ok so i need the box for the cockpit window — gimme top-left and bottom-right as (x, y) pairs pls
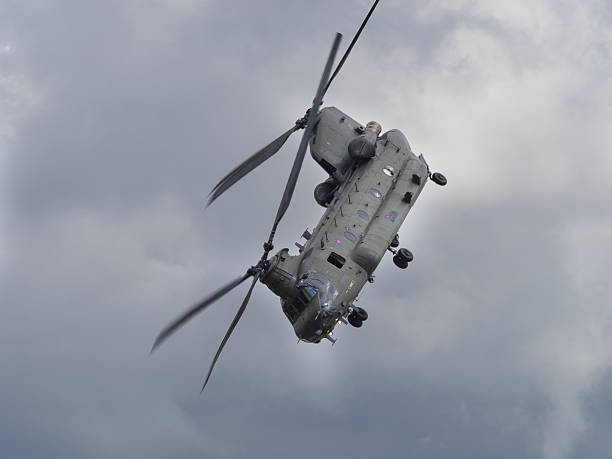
(280, 299), (300, 323)
(296, 273), (339, 313)
(300, 285), (319, 303)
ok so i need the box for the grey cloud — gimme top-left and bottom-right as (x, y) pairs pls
(2, 1), (612, 459)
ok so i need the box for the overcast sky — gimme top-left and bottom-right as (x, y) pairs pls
(2, 1), (612, 458)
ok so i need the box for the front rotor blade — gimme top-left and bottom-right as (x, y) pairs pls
(201, 274), (259, 392)
(151, 271), (253, 353)
(272, 33), (342, 231)
(207, 125), (299, 207)
(324, 0), (380, 96)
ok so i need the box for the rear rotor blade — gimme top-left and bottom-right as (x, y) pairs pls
(207, 125), (299, 207)
(324, 0), (380, 96)
(271, 33), (342, 234)
(201, 274), (259, 392)
(151, 271), (253, 353)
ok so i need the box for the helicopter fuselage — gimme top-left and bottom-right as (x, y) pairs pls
(261, 107), (429, 343)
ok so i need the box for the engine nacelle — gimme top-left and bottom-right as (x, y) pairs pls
(313, 177), (338, 207)
(309, 107), (364, 184)
(348, 121), (382, 160)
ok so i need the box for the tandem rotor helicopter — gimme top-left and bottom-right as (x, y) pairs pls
(152, 0), (447, 391)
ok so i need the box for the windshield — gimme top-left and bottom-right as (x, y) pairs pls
(296, 273), (338, 313)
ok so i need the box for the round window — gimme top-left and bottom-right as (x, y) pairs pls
(344, 231), (357, 242)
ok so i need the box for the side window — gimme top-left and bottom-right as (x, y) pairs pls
(357, 209), (369, 220)
(344, 231), (357, 242)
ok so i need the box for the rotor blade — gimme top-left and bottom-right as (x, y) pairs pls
(271, 33), (342, 236)
(324, 0), (380, 95)
(207, 125), (299, 207)
(151, 271), (253, 353)
(201, 274), (259, 392)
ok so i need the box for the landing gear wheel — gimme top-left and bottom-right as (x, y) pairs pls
(393, 257), (408, 269)
(390, 234), (399, 248)
(431, 172), (447, 186)
(348, 313), (363, 328)
(393, 248), (413, 269)
(353, 306), (368, 321)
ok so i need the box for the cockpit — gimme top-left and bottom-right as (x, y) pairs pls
(296, 273), (338, 313)
(280, 273), (339, 325)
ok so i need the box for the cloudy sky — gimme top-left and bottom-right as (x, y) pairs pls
(2, 1), (612, 458)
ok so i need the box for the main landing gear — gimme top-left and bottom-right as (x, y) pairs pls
(388, 234), (414, 269)
(348, 306), (368, 328)
(393, 248), (413, 269)
(430, 171), (447, 186)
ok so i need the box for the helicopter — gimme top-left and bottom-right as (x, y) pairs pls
(151, 0), (447, 391)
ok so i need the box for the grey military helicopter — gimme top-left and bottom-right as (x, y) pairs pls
(152, 0), (446, 391)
